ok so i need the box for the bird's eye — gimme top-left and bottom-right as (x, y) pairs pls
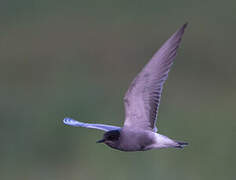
(108, 135), (114, 140)
(105, 130), (120, 141)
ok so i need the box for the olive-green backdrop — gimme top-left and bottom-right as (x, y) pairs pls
(0, 0), (235, 179)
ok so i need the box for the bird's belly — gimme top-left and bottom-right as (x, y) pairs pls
(118, 130), (155, 151)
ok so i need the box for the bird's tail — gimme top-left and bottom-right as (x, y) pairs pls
(175, 141), (188, 148)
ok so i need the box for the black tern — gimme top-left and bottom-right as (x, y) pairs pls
(64, 23), (188, 151)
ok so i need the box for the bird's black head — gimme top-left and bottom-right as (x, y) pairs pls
(96, 130), (120, 143)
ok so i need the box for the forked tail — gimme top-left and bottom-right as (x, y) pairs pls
(175, 141), (188, 148)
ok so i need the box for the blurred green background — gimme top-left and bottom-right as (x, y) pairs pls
(0, 0), (235, 179)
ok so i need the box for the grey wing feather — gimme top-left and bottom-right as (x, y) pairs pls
(123, 23), (187, 132)
(63, 117), (121, 132)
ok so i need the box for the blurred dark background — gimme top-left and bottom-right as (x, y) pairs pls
(0, 0), (235, 179)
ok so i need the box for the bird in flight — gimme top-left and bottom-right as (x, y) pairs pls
(63, 23), (188, 151)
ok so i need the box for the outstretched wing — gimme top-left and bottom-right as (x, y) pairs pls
(123, 23), (187, 132)
(63, 117), (121, 132)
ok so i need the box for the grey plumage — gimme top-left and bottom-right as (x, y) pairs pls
(63, 23), (188, 151)
(124, 23), (187, 132)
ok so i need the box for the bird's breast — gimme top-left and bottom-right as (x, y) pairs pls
(117, 129), (155, 151)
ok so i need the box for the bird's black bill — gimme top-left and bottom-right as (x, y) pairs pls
(96, 139), (105, 143)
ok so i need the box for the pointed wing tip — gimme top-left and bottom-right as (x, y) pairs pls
(179, 22), (188, 35)
(178, 22), (188, 34)
(172, 22), (188, 43)
(183, 22), (188, 29)
(63, 117), (70, 124)
(63, 117), (76, 126)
